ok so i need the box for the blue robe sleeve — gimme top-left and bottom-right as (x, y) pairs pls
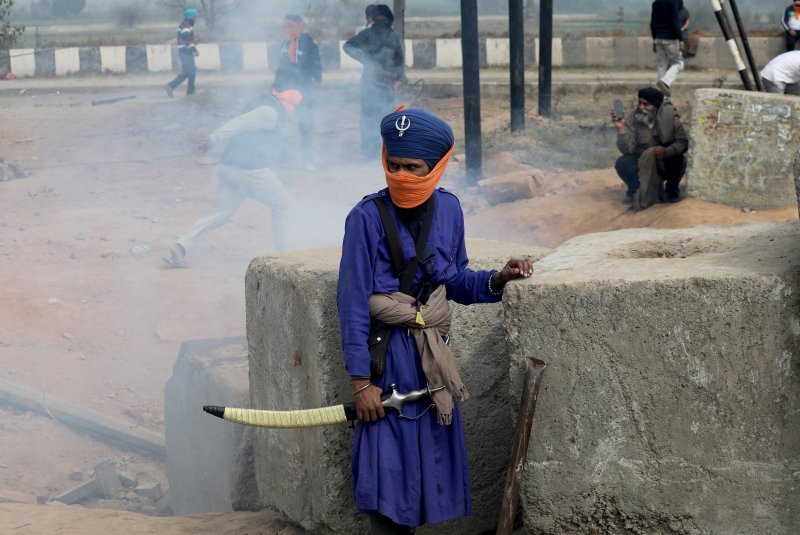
(443, 201), (501, 306)
(337, 204), (380, 378)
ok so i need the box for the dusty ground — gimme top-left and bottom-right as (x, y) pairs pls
(0, 79), (796, 533)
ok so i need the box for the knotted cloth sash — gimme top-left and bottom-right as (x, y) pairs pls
(368, 285), (468, 424)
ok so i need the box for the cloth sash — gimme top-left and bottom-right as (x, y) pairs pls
(368, 285), (468, 425)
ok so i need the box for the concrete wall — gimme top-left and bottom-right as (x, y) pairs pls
(164, 337), (249, 515)
(503, 222), (800, 534)
(688, 88), (800, 209)
(241, 240), (549, 535)
(0, 37), (788, 78)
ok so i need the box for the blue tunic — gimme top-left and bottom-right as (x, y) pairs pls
(336, 188), (501, 527)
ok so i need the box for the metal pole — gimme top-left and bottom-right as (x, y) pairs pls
(496, 358), (548, 535)
(727, 0), (762, 91)
(393, 0), (406, 48)
(509, 0), (525, 132)
(461, 0), (482, 183)
(709, 0), (753, 90)
(538, 0), (553, 117)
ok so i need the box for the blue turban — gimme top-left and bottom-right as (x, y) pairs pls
(380, 108), (455, 170)
(184, 8), (198, 19)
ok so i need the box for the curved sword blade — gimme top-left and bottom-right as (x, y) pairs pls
(203, 403), (355, 429)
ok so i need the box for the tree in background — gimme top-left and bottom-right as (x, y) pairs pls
(51, 0), (85, 17)
(0, 0), (24, 48)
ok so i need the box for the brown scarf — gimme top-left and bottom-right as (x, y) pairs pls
(368, 285), (468, 425)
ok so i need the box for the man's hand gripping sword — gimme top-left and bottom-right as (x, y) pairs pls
(203, 384), (445, 429)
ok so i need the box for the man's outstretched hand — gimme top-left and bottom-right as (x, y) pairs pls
(493, 258), (534, 286)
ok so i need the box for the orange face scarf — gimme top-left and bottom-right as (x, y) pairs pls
(284, 19), (305, 62)
(382, 145), (454, 208)
(795, 6), (800, 20)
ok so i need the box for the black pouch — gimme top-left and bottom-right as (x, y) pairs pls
(368, 319), (392, 378)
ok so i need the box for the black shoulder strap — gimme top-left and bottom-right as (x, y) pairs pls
(373, 196), (435, 296)
(374, 197), (405, 278)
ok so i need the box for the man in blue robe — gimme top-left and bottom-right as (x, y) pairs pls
(336, 108), (533, 533)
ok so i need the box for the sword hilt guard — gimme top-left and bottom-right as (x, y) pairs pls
(380, 383), (445, 418)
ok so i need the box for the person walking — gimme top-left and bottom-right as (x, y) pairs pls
(272, 14), (323, 167)
(650, 0), (684, 96)
(612, 87), (688, 210)
(343, 5), (405, 160)
(336, 107), (532, 533)
(165, 8), (200, 97)
(163, 90), (302, 268)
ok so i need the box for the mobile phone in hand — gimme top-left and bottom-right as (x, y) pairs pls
(613, 100), (624, 120)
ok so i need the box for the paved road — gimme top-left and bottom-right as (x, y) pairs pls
(0, 67), (741, 95)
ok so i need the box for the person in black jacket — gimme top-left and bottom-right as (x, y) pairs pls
(650, 0), (684, 96)
(163, 91), (302, 268)
(272, 14), (322, 166)
(343, 4), (404, 160)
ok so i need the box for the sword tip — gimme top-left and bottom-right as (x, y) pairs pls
(203, 405), (225, 418)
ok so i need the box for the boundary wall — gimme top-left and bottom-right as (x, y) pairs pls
(0, 36), (788, 78)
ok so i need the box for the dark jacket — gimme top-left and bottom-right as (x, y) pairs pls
(343, 21), (404, 84)
(616, 101), (688, 159)
(176, 19), (196, 51)
(651, 0), (681, 41)
(272, 31), (322, 94)
(783, 5), (800, 32)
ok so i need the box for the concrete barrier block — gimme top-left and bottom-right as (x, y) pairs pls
(79, 46), (101, 73)
(612, 37), (652, 68)
(219, 43), (243, 72)
(688, 88), (800, 208)
(0, 49), (8, 75)
(54, 47), (80, 76)
(125, 45), (148, 74)
(436, 38), (462, 68)
(585, 37), (614, 67)
(195, 44), (221, 71)
(241, 42), (268, 71)
(339, 40), (361, 70)
(146, 44), (173, 72)
(243, 240), (550, 534)
(561, 37), (587, 67)
(100, 46), (126, 74)
(412, 40), (436, 69)
(506, 222), (800, 535)
(35, 48), (55, 76)
(165, 336), (249, 515)
(485, 38), (509, 67)
(10, 48), (35, 77)
(404, 38), (413, 68)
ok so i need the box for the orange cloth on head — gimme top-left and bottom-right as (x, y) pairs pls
(382, 145), (454, 208)
(284, 19), (305, 62)
(272, 89), (303, 117)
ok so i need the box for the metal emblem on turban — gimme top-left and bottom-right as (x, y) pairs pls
(395, 115), (411, 137)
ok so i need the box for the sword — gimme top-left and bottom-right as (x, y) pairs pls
(203, 384), (445, 429)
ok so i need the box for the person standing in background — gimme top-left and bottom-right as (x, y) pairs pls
(272, 14), (323, 168)
(343, 4), (405, 160)
(650, 0), (683, 96)
(165, 8), (200, 97)
(782, 1), (800, 52)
